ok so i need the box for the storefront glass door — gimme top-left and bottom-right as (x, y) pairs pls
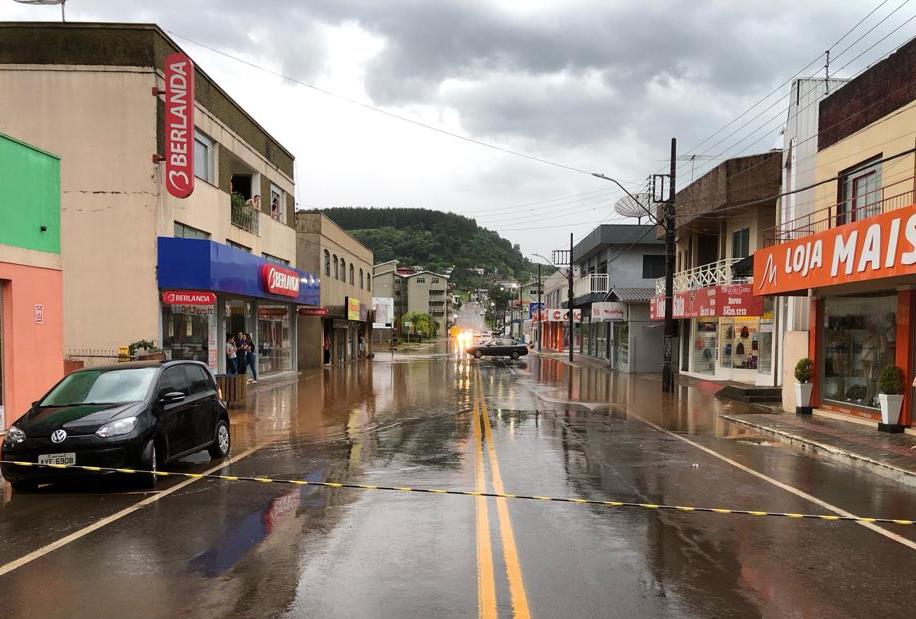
(258, 304), (292, 375)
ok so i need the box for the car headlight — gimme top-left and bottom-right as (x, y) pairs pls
(6, 425), (27, 444)
(96, 417), (137, 438)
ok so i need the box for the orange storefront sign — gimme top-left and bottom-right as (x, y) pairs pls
(754, 204), (916, 295)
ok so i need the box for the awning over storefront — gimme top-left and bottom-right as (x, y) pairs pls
(608, 287), (655, 303)
(157, 237), (320, 305)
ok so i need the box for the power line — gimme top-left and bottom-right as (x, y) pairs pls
(165, 29), (599, 178)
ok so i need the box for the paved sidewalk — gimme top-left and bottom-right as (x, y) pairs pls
(722, 412), (916, 485)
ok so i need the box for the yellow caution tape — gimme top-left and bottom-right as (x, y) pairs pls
(2, 459), (912, 526)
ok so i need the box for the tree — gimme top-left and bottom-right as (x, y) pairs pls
(401, 311), (436, 341)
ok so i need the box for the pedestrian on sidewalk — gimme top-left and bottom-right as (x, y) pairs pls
(244, 332), (258, 383)
(235, 331), (249, 377)
(323, 334), (331, 365)
(225, 336), (237, 375)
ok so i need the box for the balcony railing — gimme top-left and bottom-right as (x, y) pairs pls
(230, 193), (260, 235)
(764, 177), (914, 246)
(655, 257), (744, 296)
(573, 273), (609, 298)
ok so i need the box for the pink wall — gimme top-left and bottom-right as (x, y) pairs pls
(0, 262), (64, 427)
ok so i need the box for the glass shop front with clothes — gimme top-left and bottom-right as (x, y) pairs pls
(652, 283), (775, 385)
(157, 237), (320, 378)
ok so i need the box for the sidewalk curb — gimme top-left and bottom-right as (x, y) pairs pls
(722, 414), (916, 488)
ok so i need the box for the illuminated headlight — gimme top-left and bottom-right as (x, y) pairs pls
(96, 417), (137, 438)
(6, 425), (27, 444)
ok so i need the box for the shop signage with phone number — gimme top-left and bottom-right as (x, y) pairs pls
(650, 283), (763, 320)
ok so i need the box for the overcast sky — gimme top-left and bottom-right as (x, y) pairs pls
(3, 0), (913, 259)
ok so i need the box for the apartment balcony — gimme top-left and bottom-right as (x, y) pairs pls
(230, 193), (259, 235)
(573, 273), (609, 299)
(655, 257), (745, 296)
(764, 177), (914, 245)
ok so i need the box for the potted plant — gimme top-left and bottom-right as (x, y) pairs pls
(877, 365), (906, 432)
(794, 358), (814, 415)
(129, 339), (165, 361)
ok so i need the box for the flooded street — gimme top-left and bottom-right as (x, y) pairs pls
(2, 353), (915, 618)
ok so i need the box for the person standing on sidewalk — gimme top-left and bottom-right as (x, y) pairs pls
(244, 332), (258, 383)
(225, 336), (238, 375)
(235, 331), (248, 377)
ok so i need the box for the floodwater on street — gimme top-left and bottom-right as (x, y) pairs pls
(1, 351), (915, 618)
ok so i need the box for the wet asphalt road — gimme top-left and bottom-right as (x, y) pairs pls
(1, 349), (915, 618)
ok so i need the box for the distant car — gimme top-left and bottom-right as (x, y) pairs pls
(1, 361), (231, 491)
(466, 338), (529, 360)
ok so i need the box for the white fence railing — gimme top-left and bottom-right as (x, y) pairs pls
(654, 257), (744, 296)
(573, 273), (610, 298)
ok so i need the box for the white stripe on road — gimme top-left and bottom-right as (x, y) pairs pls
(0, 445), (263, 577)
(632, 414), (916, 551)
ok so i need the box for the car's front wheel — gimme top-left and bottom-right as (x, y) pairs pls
(139, 440), (159, 489)
(473, 350), (483, 359)
(208, 419), (231, 459)
(510, 351), (520, 360)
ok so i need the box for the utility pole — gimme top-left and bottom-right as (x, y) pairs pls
(537, 263), (542, 352)
(568, 232), (574, 363)
(662, 138), (677, 394)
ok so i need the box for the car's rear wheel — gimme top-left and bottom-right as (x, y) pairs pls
(473, 350), (482, 359)
(208, 419), (231, 459)
(10, 479), (37, 492)
(510, 351), (520, 360)
(139, 440), (159, 489)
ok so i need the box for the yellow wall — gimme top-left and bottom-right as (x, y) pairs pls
(814, 105), (916, 214)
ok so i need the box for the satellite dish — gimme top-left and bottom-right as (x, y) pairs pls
(614, 192), (653, 219)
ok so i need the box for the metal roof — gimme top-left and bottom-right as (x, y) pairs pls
(608, 287), (656, 303)
(573, 224), (662, 263)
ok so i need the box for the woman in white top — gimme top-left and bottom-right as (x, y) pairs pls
(226, 337), (238, 375)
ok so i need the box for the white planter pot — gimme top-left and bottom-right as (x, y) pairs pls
(878, 394), (904, 425)
(794, 382), (813, 408)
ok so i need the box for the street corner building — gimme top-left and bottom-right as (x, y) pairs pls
(0, 133), (64, 429)
(0, 21), (317, 378)
(295, 213), (374, 368)
(754, 38), (916, 429)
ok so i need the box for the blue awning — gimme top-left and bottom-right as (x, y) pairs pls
(157, 237), (319, 305)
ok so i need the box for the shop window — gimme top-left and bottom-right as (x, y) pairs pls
(692, 319), (717, 375)
(757, 298), (774, 375)
(162, 304), (215, 367)
(642, 255), (665, 279)
(258, 305), (292, 375)
(324, 250), (331, 276)
(823, 294), (896, 409)
(720, 317), (759, 370)
(837, 156), (882, 226)
(174, 221), (210, 240)
(270, 184), (285, 221)
(731, 228), (750, 259)
(193, 130), (215, 184)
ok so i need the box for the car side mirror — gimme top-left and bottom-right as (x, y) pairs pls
(159, 391), (186, 404)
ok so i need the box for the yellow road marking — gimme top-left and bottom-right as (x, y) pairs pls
(472, 383), (498, 619)
(478, 368), (531, 619)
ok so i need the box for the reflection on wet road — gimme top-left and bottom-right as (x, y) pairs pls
(1, 353), (915, 618)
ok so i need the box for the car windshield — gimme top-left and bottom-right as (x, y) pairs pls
(40, 368), (158, 406)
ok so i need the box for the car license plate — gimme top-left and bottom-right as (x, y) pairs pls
(38, 453), (76, 466)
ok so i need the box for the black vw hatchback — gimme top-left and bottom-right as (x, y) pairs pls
(1, 361), (230, 491)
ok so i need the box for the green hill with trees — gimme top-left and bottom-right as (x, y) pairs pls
(308, 207), (533, 289)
